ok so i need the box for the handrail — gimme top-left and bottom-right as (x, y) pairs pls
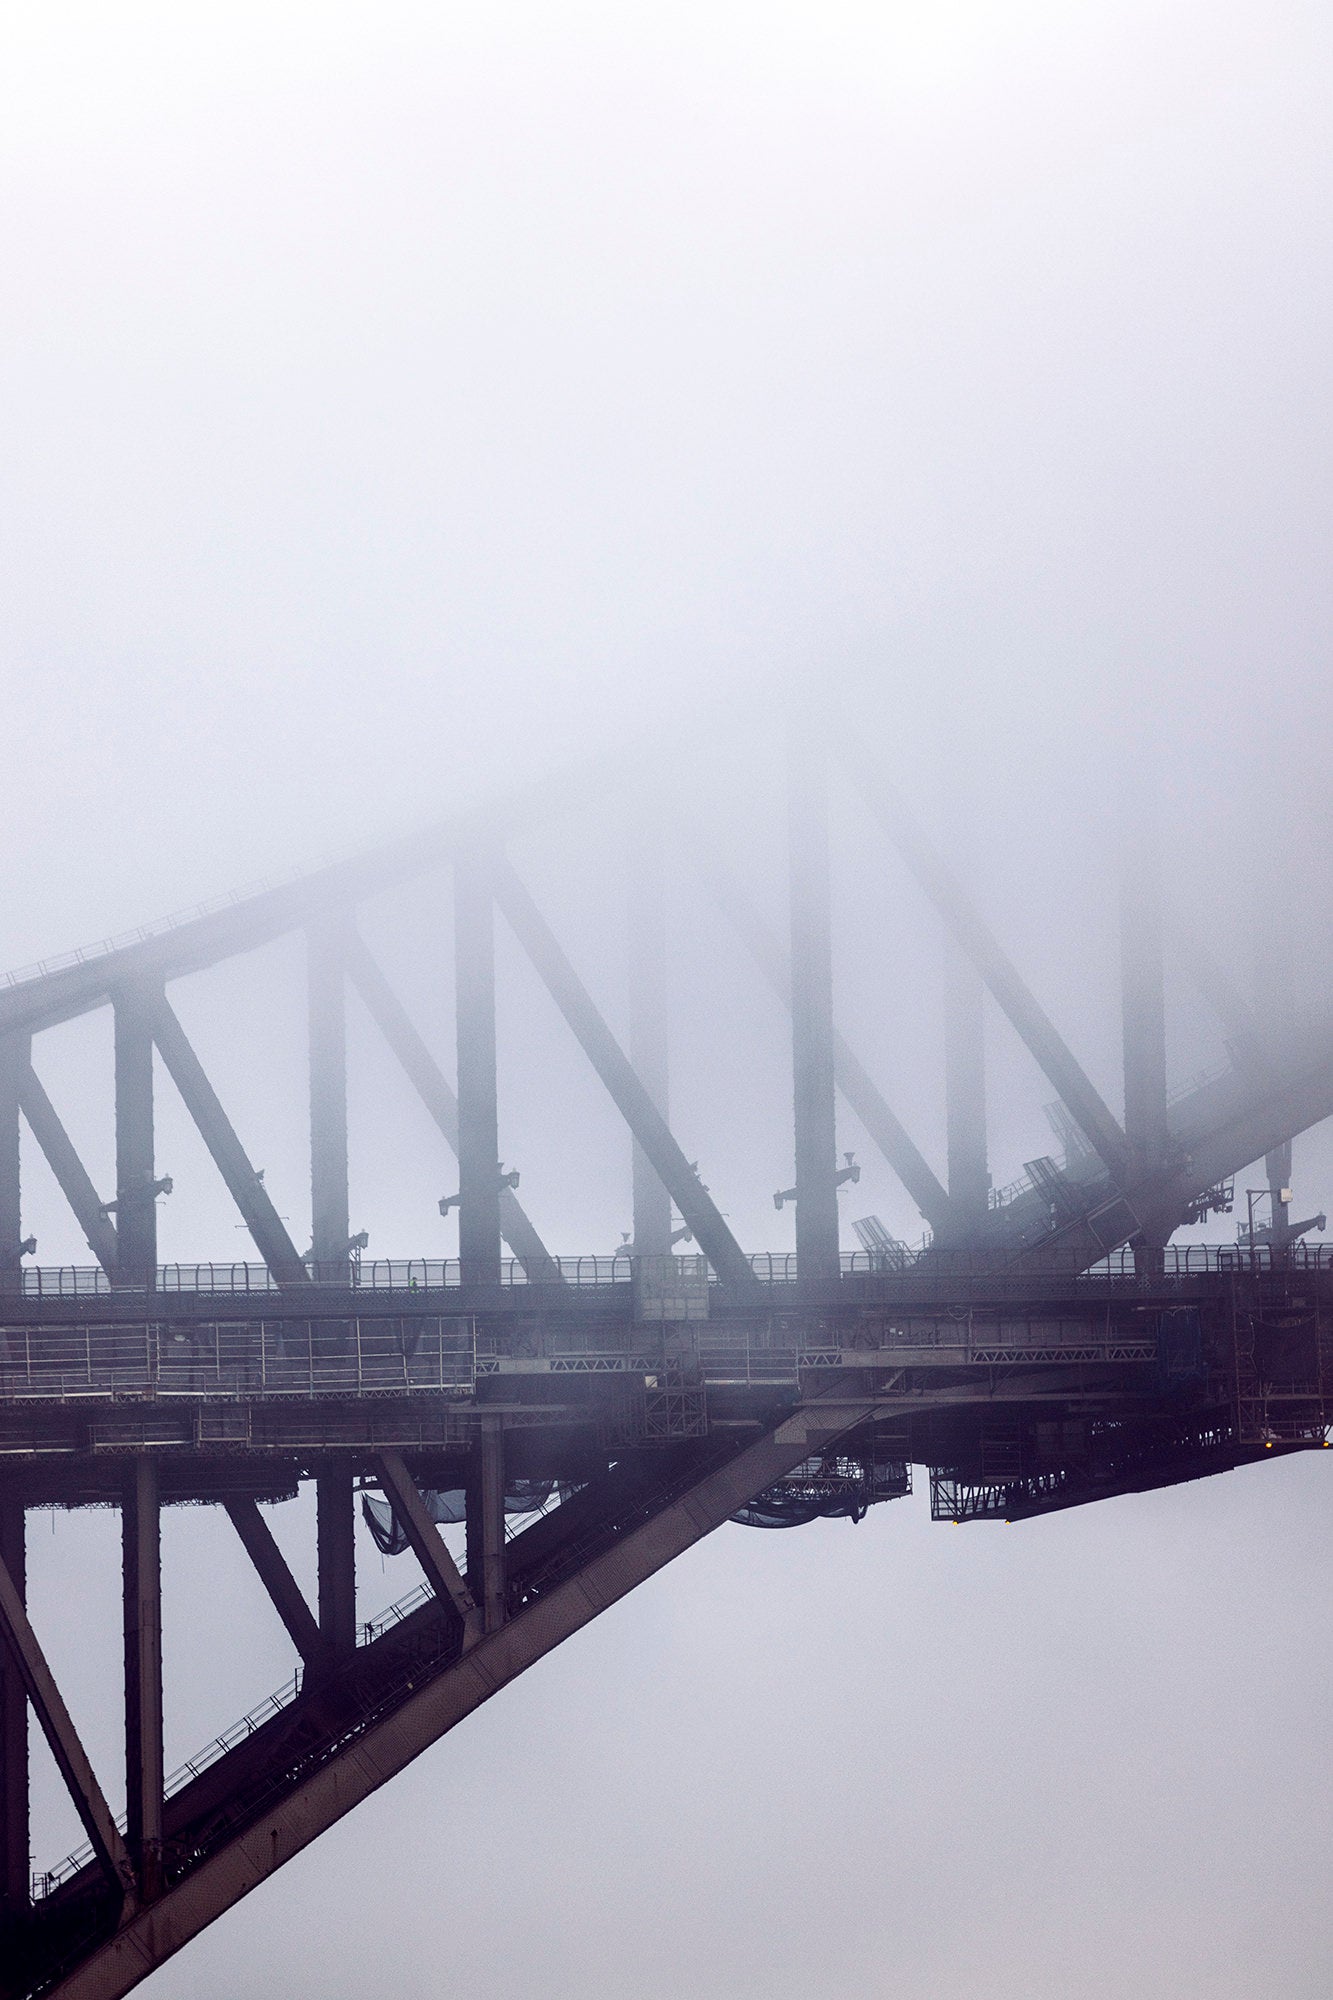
(32, 1577), (435, 1900)
(10, 1241), (1333, 1301)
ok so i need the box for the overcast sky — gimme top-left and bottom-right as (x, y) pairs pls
(4, 4), (1333, 1996)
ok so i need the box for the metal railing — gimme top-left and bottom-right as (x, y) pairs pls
(0, 1317), (475, 1401)
(9, 1240), (1332, 1308)
(33, 1571), (441, 1900)
(13, 1256), (637, 1298)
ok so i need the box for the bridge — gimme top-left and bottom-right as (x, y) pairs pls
(0, 730), (1328, 2000)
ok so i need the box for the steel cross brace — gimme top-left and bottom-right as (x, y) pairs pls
(38, 1399), (878, 2000)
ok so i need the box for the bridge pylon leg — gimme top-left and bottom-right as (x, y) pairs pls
(122, 1457), (163, 1902)
(0, 1491), (26, 1917)
(307, 919), (351, 1283)
(628, 822), (672, 1258)
(455, 844), (502, 1288)
(0, 1036), (23, 1301)
(113, 991), (157, 1290)
(316, 1464), (357, 1660)
(480, 1420), (506, 1633)
(788, 731), (839, 1291)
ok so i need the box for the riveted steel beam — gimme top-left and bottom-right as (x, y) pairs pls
(0, 1540), (135, 1905)
(343, 936), (557, 1278)
(113, 989), (157, 1289)
(16, 1067), (117, 1275)
(493, 857), (758, 1294)
(44, 1405), (878, 2000)
(307, 921), (350, 1283)
(844, 744), (1131, 1183)
(0, 1039), (22, 1297)
(149, 996), (307, 1285)
(628, 823), (672, 1258)
(788, 736), (840, 1291)
(944, 939), (989, 1228)
(454, 848), (502, 1290)
(223, 1500), (322, 1666)
(0, 1494), (26, 1914)
(375, 1450), (477, 1634)
(682, 839), (953, 1233)
(122, 1458), (163, 1900)
(315, 1466), (356, 1661)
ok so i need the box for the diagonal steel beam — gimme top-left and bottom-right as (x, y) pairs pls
(18, 1065), (118, 1274)
(149, 994), (308, 1285)
(343, 936), (558, 1279)
(1171, 921), (1267, 1075)
(492, 858), (759, 1292)
(0, 1544), (137, 1905)
(375, 1451), (478, 1635)
(684, 841), (954, 1232)
(222, 1501), (323, 1665)
(843, 744), (1131, 1183)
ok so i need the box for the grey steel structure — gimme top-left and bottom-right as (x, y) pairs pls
(0, 740), (1330, 2000)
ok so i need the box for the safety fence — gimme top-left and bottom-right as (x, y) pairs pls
(12, 1240), (1331, 1301)
(0, 1316), (475, 1400)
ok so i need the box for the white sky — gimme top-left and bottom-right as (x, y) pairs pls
(3, 5), (1333, 1996)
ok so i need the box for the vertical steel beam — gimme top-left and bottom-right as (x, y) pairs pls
(308, 921), (350, 1282)
(1120, 780), (1169, 1175)
(316, 1466), (356, 1659)
(0, 1493), (26, 1913)
(788, 736), (840, 1291)
(1267, 1138), (1294, 1258)
(113, 987), (157, 1288)
(944, 940), (989, 1230)
(123, 1456), (163, 1900)
(628, 824), (672, 1258)
(479, 1419), (506, 1635)
(682, 839), (953, 1231)
(454, 845), (502, 1288)
(0, 1036), (23, 1297)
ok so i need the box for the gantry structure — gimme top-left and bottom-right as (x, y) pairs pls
(0, 730), (1329, 2000)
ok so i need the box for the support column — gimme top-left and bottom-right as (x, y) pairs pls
(122, 1456), (163, 1900)
(0, 1036), (24, 1298)
(944, 941), (989, 1233)
(308, 920), (350, 1283)
(788, 734), (840, 1292)
(316, 1466), (356, 1661)
(479, 1420), (506, 1634)
(1120, 778), (1168, 1176)
(455, 845), (502, 1288)
(628, 824), (672, 1258)
(1267, 1138), (1294, 1260)
(0, 1493), (26, 1914)
(114, 988), (157, 1289)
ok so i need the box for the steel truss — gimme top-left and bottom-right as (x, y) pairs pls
(0, 727), (1330, 1999)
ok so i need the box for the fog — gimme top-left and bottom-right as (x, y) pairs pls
(3, 3), (1332, 1996)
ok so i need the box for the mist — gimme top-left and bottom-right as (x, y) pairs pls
(3, 4), (1332, 1996)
